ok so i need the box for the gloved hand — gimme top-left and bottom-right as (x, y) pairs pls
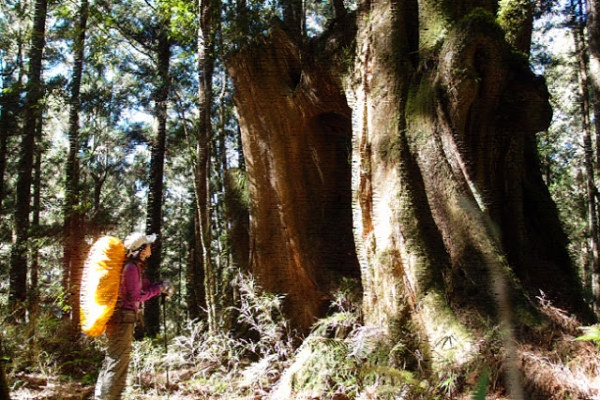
(160, 279), (175, 297)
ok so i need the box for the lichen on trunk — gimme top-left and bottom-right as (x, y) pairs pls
(346, 0), (590, 376)
(228, 1), (595, 396)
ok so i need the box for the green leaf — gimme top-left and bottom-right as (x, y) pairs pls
(472, 368), (489, 400)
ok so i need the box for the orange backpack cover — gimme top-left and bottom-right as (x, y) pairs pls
(80, 236), (126, 337)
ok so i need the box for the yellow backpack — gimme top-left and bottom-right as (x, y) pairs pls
(80, 236), (126, 337)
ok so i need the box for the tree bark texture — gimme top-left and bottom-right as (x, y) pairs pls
(196, 0), (217, 332)
(64, 0), (89, 337)
(348, 0), (592, 370)
(0, 73), (20, 216)
(589, 0), (600, 163)
(224, 169), (250, 272)
(570, 0), (600, 317)
(229, 0), (593, 386)
(228, 26), (361, 333)
(29, 113), (43, 317)
(588, 0), (600, 315)
(144, 19), (171, 337)
(9, 0), (48, 310)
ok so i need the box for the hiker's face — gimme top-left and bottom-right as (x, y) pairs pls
(140, 244), (152, 260)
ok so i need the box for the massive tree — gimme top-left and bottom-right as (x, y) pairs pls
(228, 0), (595, 395)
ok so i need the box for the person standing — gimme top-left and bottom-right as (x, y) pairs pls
(95, 232), (173, 400)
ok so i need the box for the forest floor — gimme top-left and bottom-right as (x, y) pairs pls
(9, 372), (94, 400)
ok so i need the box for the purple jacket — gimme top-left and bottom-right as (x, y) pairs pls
(119, 261), (162, 313)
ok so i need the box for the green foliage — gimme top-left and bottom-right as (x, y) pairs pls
(498, 0), (531, 44)
(471, 368), (489, 400)
(1, 308), (104, 393)
(574, 325), (600, 347)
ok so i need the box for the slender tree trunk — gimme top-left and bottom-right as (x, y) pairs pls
(29, 113), (43, 318)
(588, 0), (600, 302)
(187, 208), (206, 321)
(589, 0), (600, 173)
(0, 73), (20, 216)
(9, 0), (48, 314)
(144, 14), (171, 338)
(197, 0), (217, 332)
(0, 340), (9, 400)
(281, 0), (304, 39)
(224, 169), (249, 272)
(64, 0), (89, 337)
(571, 0), (600, 315)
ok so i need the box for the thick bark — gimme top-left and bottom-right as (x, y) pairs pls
(9, 0), (48, 311)
(144, 17), (171, 337)
(230, 0), (594, 395)
(228, 24), (361, 333)
(348, 0), (591, 373)
(224, 169), (250, 272)
(64, 0), (89, 337)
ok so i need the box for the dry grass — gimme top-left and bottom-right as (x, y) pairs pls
(516, 294), (600, 399)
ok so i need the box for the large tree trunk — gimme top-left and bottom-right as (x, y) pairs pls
(9, 0), (48, 313)
(228, 24), (361, 333)
(229, 0), (595, 395)
(348, 0), (593, 371)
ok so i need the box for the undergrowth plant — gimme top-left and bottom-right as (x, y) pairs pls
(575, 324), (600, 347)
(129, 272), (298, 398)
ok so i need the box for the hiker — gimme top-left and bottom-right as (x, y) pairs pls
(95, 232), (174, 400)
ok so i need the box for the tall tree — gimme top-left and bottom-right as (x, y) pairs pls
(228, 0), (594, 395)
(588, 0), (600, 310)
(570, 0), (600, 315)
(590, 0), (600, 171)
(0, 1), (27, 217)
(9, 0), (48, 313)
(29, 107), (43, 317)
(281, 0), (304, 39)
(64, 0), (89, 336)
(95, 0), (175, 336)
(144, 1), (172, 337)
(196, 0), (218, 332)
